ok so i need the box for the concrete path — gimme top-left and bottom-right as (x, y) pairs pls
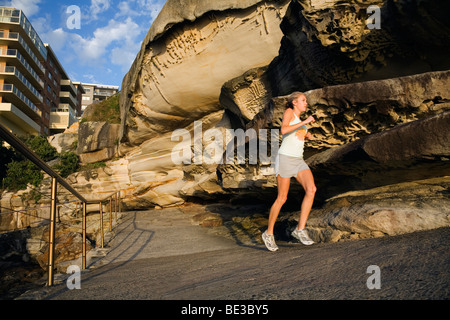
(16, 205), (450, 303)
(88, 208), (238, 266)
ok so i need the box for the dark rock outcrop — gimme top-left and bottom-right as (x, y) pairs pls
(268, 0), (450, 96)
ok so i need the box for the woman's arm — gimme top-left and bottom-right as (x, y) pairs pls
(280, 109), (315, 135)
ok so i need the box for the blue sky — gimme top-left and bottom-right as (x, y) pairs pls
(0, 0), (166, 88)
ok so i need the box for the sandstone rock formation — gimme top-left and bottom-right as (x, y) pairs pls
(115, 0), (291, 207)
(268, 0), (450, 96)
(219, 71), (450, 191)
(72, 0), (450, 239)
(2, 0), (450, 255)
(120, 0), (291, 148)
(77, 121), (120, 164)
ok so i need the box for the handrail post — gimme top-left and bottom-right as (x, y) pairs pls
(114, 192), (117, 222)
(48, 177), (57, 286)
(99, 202), (104, 248)
(118, 190), (121, 214)
(109, 197), (112, 231)
(82, 201), (87, 270)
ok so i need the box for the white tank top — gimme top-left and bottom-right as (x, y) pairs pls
(278, 113), (307, 158)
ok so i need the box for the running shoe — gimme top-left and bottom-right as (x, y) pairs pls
(262, 230), (278, 251)
(291, 228), (314, 245)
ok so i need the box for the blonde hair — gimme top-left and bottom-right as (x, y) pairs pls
(287, 91), (305, 109)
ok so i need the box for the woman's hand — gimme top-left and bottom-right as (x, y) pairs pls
(305, 116), (315, 124)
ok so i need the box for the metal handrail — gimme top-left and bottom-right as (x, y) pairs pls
(0, 121), (121, 286)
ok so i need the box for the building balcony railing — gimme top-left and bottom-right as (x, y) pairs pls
(59, 91), (77, 109)
(0, 102), (41, 134)
(60, 79), (77, 96)
(0, 83), (41, 117)
(94, 89), (117, 97)
(0, 7), (47, 60)
(0, 48), (44, 88)
(0, 30), (45, 73)
(0, 66), (43, 103)
(53, 103), (76, 116)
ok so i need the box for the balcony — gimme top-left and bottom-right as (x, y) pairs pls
(0, 66), (43, 103)
(0, 8), (47, 60)
(50, 104), (77, 130)
(0, 102), (40, 135)
(0, 48), (44, 89)
(0, 31), (45, 74)
(60, 79), (77, 97)
(0, 83), (41, 119)
(59, 91), (77, 109)
(93, 89), (118, 98)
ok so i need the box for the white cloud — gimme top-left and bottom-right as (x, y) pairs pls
(88, 0), (110, 21)
(72, 17), (142, 63)
(43, 27), (69, 51)
(7, 0), (165, 86)
(137, 0), (165, 21)
(82, 74), (99, 83)
(115, 1), (140, 18)
(111, 40), (141, 73)
(114, 0), (164, 21)
(1, 0), (41, 17)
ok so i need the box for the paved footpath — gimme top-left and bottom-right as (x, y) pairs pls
(16, 206), (450, 304)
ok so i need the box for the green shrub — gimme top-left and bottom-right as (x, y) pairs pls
(55, 152), (79, 178)
(2, 135), (58, 191)
(23, 135), (58, 162)
(2, 160), (43, 191)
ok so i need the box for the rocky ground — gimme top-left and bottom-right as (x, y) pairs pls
(9, 204), (449, 302)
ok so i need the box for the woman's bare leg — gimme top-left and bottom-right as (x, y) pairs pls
(266, 175), (291, 235)
(295, 169), (317, 230)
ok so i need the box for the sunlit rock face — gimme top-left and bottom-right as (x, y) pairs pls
(115, 0), (449, 210)
(116, 0), (290, 207)
(120, 0), (290, 148)
(3, 1), (450, 244)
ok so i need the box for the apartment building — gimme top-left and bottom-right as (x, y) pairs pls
(0, 7), (84, 136)
(81, 83), (119, 114)
(45, 44), (84, 134)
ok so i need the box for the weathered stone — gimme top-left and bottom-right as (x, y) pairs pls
(220, 67), (273, 128)
(47, 132), (77, 154)
(36, 227), (93, 271)
(305, 176), (450, 238)
(191, 212), (223, 228)
(268, 0), (450, 96)
(119, 0), (290, 148)
(77, 121), (120, 164)
(307, 110), (450, 198)
(218, 71), (450, 198)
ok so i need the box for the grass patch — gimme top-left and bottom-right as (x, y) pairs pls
(82, 93), (120, 124)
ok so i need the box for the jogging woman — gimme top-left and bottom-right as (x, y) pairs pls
(262, 92), (317, 251)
